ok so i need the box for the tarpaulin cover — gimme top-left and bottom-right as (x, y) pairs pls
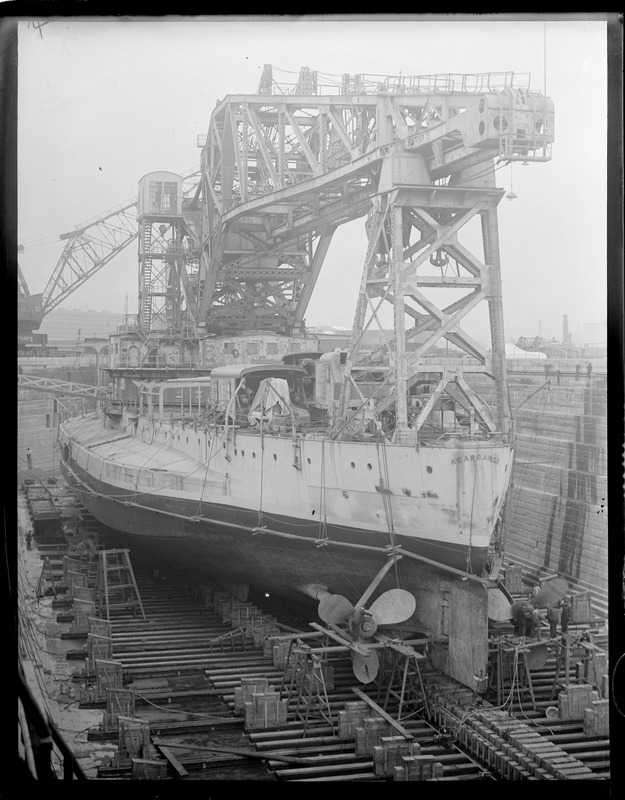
(248, 378), (291, 425)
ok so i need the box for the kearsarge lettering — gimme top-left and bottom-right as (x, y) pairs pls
(451, 455), (500, 465)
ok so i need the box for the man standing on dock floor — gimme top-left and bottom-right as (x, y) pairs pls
(26, 531), (32, 550)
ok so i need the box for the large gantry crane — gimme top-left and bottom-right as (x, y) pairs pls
(22, 66), (554, 438)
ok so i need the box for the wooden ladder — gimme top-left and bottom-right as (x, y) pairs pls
(95, 549), (146, 621)
(36, 557), (57, 598)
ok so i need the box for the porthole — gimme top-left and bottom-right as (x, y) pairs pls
(234, 449), (238, 456)
(307, 457), (311, 465)
(242, 450), (245, 457)
(350, 462), (356, 468)
(479, 120), (485, 135)
(366, 463), (372, 470)
(312, 509), (315, 515)
(493, 115), (508, 132)
(478, 97), (485, 113)
(426, 466), (433, 474)
(273, 454), (277, 461)
(252, 452), (256, 459)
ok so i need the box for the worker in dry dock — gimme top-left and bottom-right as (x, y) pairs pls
(510, 601), (533, 637)
(546, 601), (562, 638)
(25, 531), (32, 550)
(527, 607), (542, 639)
(560, 596), (572, 634)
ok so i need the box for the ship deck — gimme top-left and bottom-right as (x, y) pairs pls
(66, 416), (204, 474)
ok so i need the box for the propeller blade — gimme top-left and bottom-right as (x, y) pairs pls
(368, 588), (416, 626)
(532, 578), (568, 608)
(318, 594), (355, 625)
(524, 642), (548, 670)
(355, 556), (402, 609)
(489, 586), (515, 621)
(352, 649), (380, 684)
(508, 600), (530, 619)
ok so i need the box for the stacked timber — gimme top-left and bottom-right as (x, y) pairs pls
(583, 699), (609, 737)
(337, 700), (375, 739)
(244, 687), (288, 730)
(557, 684), (599, 721)
(394, 755), (444, 781)
(373, 736), (420, 777)
(354, 717), (391, 756)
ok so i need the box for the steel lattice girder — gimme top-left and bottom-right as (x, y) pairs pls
(334, 180), (510, 438)
(18, 373), (109, 399)
(195, 83), (553, 334)
(38, 170), (201, 322)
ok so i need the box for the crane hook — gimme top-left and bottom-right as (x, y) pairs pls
(430, 249), (449, 267)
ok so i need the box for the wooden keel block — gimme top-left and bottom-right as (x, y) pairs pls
(234, 677), (269, 714)
(131, 759), (168, 780)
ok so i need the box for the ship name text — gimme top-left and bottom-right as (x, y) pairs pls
(451, 454), (500, 465)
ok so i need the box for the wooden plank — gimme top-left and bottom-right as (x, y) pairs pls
(350, 687), (414, 741)
(152, 740), (189, 777)
(309, 623), (369, 655)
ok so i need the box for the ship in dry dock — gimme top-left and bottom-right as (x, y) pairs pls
(58, 353), (514, 596)
(25, 65), (559, 690)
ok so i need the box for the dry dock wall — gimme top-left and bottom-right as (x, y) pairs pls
(470, 361), (608, 605)
(17, 360), (98, 478)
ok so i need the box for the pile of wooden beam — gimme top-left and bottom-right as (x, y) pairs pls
(337, 700), (375, 739)
(557, 683), (600, 721)
(394, 755), (444, 781)
(354, 716), (391, 756)
(244, 687), (288, 730)
(583, 698), (609, 737)
(234, 676), (269, 714)
(373, 736), (420, 777)
(503, 565), (524, 594)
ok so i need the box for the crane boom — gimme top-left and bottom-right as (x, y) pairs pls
(41, 201), (139, 318)
(194, 66), (553, 336)
(36, 170), (201, 322)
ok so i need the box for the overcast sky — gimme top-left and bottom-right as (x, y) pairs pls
(17, 15), (608, 344)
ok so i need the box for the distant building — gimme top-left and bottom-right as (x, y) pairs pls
(572, 321), (607, 358)
(573, 321), (607, 345)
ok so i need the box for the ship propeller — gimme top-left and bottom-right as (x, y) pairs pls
(317, 558), (416, 684)
(530, 577), (569, 609)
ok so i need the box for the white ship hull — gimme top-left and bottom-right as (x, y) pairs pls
(59, 410), (513, 598)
